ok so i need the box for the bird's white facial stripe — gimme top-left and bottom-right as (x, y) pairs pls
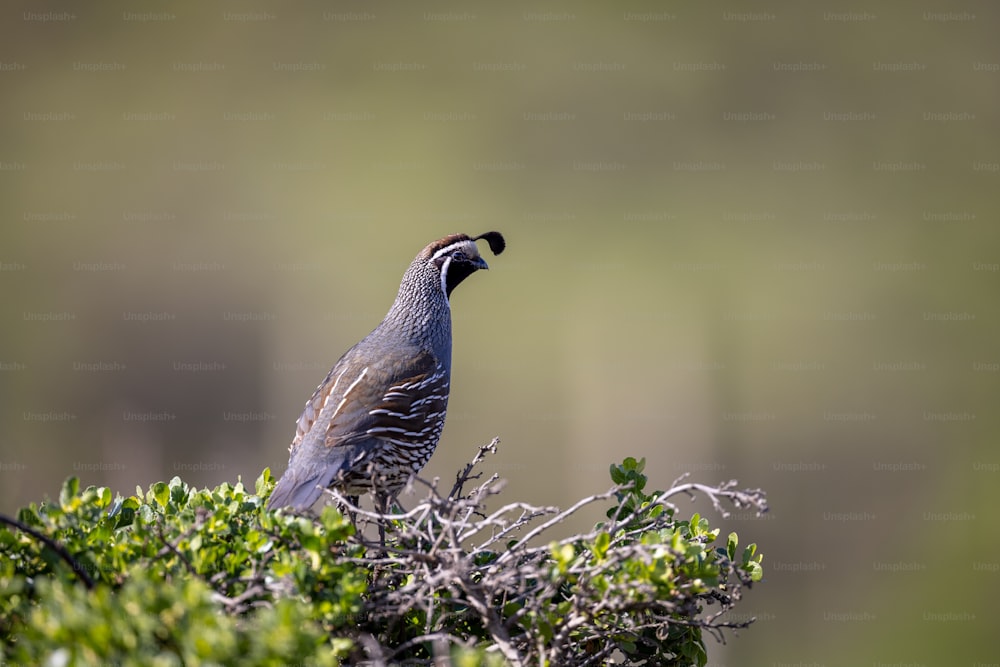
(433, 239), (480, 301)
(439, 255), (452, 300)
(431, 240), (479, 262)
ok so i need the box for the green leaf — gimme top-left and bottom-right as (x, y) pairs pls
(151, 481), (169, 508)
(593, 531), (611, 560)
(618, 638), (637, 653)
(727, 532), (738, 560)
(59, 477), (80, 508)
(255, 468), (272, 496)
(17, 505), (43, 527)
(609, 463), (626, 484)
(550, 542), (576, 574)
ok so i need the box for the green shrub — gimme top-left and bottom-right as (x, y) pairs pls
(0, 445), (765, 666)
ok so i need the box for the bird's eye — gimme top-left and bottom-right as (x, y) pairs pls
(452, 251), (467, 261)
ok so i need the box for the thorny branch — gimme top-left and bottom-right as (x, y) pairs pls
(298, 438), (768, 666)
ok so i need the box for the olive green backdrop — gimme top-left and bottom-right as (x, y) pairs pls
(2, 1), (998, 664)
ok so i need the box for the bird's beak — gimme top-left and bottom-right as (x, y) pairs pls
(473, 256), (489, 271)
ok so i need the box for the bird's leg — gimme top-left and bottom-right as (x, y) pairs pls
(374, 493), (389, 549)
(340, 495), (360, 533)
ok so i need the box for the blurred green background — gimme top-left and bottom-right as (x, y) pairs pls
(2, 1), (998, 664)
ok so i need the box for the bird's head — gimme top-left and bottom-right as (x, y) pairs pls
(422, 231), (506, 297)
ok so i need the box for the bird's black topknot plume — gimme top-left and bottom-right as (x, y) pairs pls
(473, 231), (505, 256)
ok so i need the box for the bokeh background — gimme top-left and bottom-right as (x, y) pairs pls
(2, 1), (998, 664)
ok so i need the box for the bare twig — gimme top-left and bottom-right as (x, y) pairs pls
(275, 441), (767, 666)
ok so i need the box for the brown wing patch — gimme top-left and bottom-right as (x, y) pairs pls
(290, 365), (347, 452)
(289, 349), (448, 457)
(365, 368), (450, 446)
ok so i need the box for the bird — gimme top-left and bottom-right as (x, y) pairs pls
(267, 231), (505, 515)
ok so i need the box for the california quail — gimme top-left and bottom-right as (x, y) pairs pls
(267, 231), (505, 513)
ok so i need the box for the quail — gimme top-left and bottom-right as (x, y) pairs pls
(267, 231), (505, 513)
